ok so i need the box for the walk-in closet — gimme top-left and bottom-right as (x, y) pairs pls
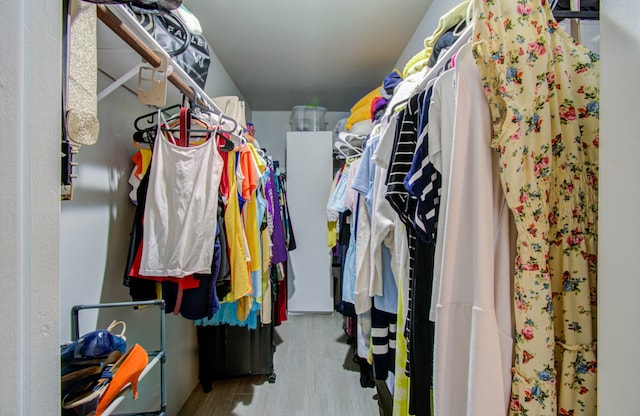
(1, 0), (638, 415)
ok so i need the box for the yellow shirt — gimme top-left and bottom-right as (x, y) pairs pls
(346, 86), (381, 130)
(239, 144), (262, 274)
(224, 152), (252, 302)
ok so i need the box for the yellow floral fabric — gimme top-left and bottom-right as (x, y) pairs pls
(472, 0), (599, 415)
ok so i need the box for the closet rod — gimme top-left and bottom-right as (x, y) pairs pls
(96, 5), (196, 102)
(552, 10), (599, 19)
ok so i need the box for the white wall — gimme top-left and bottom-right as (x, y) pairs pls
(599, 1), (640, 413)
(252, 111), (349, 169)
(204, 46), (253, 116)
(0, 1), (61, 414)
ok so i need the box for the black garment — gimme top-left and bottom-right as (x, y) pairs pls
(384, 91), (436, 415)
(385, 94), (422, 225)
(163, 225), (221, 320)
(336, 210), (357, 318)
(123, 162), (157, 301)
(279, 173), (297, 251)
(556, 0), (598, 11)
(384, 92), (422, 376)
(352, 348), (375, 389)
(214, 193), (231, 301)
(409, 87), (440, 245)
(371, 306), (397, 381)
(428, 26), (465, 68)
(163, 276), (211, 320)
(408, 239), (436, 416)
(196, 323), (275, 391)
(273, 264), (288, 326)
(375, 379), (393, 416)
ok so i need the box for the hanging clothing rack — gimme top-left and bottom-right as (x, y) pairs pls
(420, 24), (473, 89)
(551, 0), (600, 42)
(551, 0), (600, 18)
(95, 4), (244, 137)
(552, 10), (599, 19)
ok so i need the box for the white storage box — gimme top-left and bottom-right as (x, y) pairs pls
(290, 105), (327, 131)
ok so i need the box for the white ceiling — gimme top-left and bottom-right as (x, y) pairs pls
(182, 0), (434, 111)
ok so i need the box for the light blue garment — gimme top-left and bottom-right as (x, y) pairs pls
(342, 198), (358, 304)
(250, 270), (262, 303)
(251, 182), (268, 302)
(350, 135), (399, 312)
(194, 299), (261, 329)
(327, 163), (351, 215)
(373, 244), (399, 314)
(351, 137), (378, 216)
(350, 136), (398, 313)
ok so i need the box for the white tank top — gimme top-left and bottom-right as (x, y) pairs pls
(140, 122), (223, 277)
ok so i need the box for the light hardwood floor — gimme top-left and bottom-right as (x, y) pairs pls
(178, 313), (380, 415)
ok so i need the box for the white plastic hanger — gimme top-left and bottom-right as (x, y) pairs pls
(334, 138), (362, 158)
(416, 1), (475, 92)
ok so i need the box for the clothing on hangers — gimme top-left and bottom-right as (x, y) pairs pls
(133, 104), (227, 149)
(402, 0), (471, 78)
(430, 41), (513, 416)
(322, 1), (602, 415)
(427, 22), (466, 68)
(139, 111), (224, 277)
(473, 0), (599, 414)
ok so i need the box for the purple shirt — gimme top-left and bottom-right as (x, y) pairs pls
(266, 168), (288, 265)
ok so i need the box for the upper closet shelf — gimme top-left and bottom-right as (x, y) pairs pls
(96, 4), (243, 136)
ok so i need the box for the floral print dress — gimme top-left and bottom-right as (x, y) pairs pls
(472, 0), (599, 415)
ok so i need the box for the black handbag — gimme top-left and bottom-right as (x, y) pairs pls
(82, 0), (183, 14)
(132, 7), (211, 89)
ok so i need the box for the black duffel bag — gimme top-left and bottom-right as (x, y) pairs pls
(131, 6), (211, 89)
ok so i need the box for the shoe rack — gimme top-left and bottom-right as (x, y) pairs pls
(70, 300), (167, 416)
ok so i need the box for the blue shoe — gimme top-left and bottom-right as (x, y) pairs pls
(61, 331), (115, 364)
(61, 321), (127, 365)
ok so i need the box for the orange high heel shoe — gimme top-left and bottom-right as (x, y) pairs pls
(95, 343), (148, 416)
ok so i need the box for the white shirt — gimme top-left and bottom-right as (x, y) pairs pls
(141, 129), (223, 277)
(427, 67), (456, 322)
(433, 42), (514, 416)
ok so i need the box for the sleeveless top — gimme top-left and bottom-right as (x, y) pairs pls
(140, 123), (224, 277)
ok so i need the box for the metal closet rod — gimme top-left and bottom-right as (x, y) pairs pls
(553, 10), (599, 18)
(96, 4), (205, 107)
(551, 0), (599, 19)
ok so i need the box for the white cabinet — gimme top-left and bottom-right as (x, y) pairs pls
(286, 131), (334, 313)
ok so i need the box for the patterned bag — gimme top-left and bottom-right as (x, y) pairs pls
(132, 7), (211, 89)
